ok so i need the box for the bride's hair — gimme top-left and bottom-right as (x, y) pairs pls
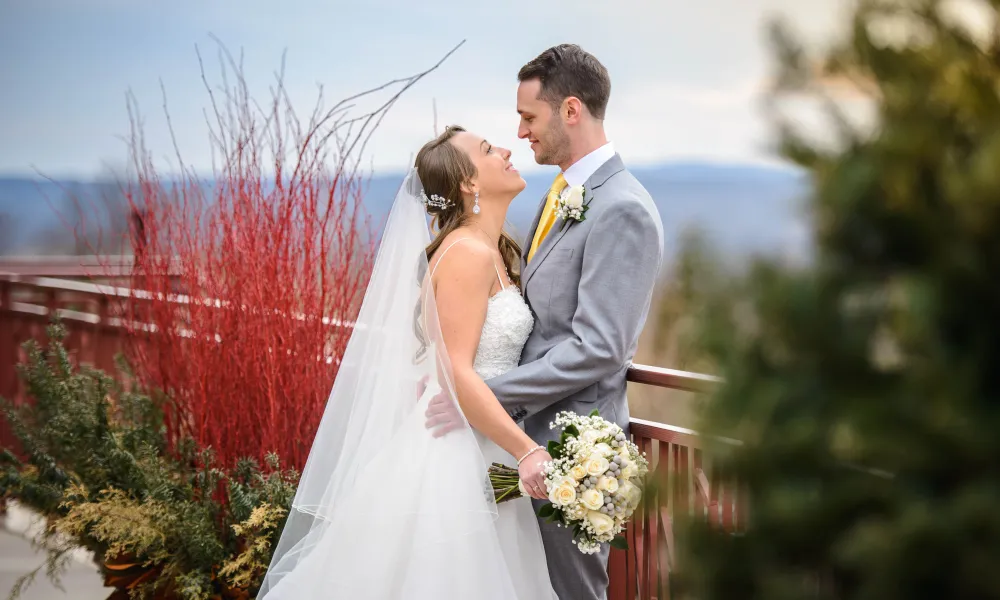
(415, 125), (522, 287)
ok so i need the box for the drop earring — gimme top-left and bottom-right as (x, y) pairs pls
(473, 191), (481, 215)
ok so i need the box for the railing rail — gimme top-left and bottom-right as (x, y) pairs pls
(626, 364), (721, 394)
(0, 255), (182, 278)
(1, 273), (739, 600)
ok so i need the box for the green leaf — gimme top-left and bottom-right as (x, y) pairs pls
(547, 440), (563, 458)
(537, 503), (556, 519)
(563, 424), (580, 438)
(589, 409), (600, 418)
(610, 535), (629, 551)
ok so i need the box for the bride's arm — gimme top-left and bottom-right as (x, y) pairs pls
(433, 241), (541, 463)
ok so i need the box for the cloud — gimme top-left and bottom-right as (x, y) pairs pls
(354, 77), (781, 175)
(0, 0), (854, 176)
(604, 78), (777, 167)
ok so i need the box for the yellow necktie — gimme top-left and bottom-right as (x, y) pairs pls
(527, 173), (567, 262)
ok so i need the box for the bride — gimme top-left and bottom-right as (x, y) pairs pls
(257, 126), (559, 599)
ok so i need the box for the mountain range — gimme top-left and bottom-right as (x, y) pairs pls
(0, 162), (812, 266)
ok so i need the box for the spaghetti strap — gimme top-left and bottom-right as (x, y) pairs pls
(430, 237), (506, 290)
(429, 238), (472, 279)
(492, 262), (506, 290)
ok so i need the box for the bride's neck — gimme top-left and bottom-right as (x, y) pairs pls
(466, 205), (506, 245)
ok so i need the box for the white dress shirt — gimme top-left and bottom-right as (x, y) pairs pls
(562, 142), (616, 187)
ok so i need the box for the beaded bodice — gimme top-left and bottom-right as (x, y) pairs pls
(429, 237), (534, 381)
(473, 286), (534, 380)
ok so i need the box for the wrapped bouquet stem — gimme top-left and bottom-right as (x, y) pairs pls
(487, 410), (649, 554)
(487, 463), (523, 503)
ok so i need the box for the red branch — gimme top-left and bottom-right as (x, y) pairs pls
(94, 41), (464, 470)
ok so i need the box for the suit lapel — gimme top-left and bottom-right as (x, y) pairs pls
(521, 154), (626, 288)
(519, 191), (549, 285)
(522, 191), (548, 261)
(521, 207), (572, 287)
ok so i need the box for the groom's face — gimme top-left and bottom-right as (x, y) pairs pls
(516, 79), (568, 166)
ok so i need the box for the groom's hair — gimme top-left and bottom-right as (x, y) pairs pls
(518, 44), (610, 120)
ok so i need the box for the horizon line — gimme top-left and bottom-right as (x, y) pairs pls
(0, 156), (805, 183)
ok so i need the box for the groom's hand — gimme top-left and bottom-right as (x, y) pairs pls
(420, 375), (463, 437)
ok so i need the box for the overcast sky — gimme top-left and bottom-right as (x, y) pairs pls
(0, 0), (850, 178)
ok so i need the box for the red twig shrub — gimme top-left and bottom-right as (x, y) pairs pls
(99, 43), (462, 470)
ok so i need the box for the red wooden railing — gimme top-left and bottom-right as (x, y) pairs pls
(0, 272), (743, 600)
(0, 273), (354, 405)
(1, 274), (127, 407)
(0, 255), (183, 288)
(607, 367), (742, 600)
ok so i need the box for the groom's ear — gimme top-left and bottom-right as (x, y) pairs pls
(562, 96), (584, 125)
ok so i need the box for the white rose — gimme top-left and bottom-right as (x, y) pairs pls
(580, 488), (605, 511)
(597, 476), (619, 494)
(584, 455), (611, 477)
(622, 463), (639, 479)
(570, 464), (588, 480)
(581, 429), (601, 444)
(594, 442), (614, 456)
(563, 185), (585, 209)
(586, 510), (616, 537)
(566, 503), (587, 520)
(548, 481), (577, 506)
(619, 481), (642, 509)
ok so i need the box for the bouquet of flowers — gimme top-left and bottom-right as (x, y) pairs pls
(488, 410), (648, 554)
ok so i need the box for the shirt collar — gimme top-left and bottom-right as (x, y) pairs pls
(563, 142), (615, 187)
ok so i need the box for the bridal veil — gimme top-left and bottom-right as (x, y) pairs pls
(257, 169), (519, 598)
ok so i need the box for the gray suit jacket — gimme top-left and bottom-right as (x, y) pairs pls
(487, 154), (664, 447)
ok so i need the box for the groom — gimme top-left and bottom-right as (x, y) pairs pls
(430, 44), (663, 599)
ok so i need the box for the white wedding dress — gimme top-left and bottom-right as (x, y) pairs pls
(258, 171), (558, 599)
(257, 228), (558, 599)
(434, 239), (559, 600)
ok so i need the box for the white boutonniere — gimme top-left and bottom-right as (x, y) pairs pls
(555, 184), (590, 231)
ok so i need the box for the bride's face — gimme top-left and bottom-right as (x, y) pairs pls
(450, 131), (526, 201)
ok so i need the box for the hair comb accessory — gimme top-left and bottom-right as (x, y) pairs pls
(420, 190), (455, 210)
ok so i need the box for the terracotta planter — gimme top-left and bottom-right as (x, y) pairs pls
(100, 555), (251, 600)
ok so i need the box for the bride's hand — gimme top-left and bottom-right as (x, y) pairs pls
(518, 449), (552, 500)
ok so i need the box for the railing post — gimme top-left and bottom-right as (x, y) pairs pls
(0, 279), (13, 399)
(0, 278), (9, 309)
(45, 287), (58, 320)
(0, 278), (21, 467)
(640, 436), (657, 599)
(95, 295), (110, 374)
(658, 440), (675, 598)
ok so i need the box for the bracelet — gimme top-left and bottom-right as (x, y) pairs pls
(517, 445), (545, 465)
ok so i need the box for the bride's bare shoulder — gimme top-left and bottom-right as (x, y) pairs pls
(429, 230), (494, 286)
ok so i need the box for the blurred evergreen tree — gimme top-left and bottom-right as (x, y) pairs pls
(676, 1), (1000, 598)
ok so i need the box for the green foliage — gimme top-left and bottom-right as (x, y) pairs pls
(652, 227), (729, 373)
(219, 502), (288, 591)
(676, 1), (1000, 599)
(0, 322), (299, 599)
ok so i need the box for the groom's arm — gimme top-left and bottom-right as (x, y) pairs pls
(487, 197), (663, 423)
